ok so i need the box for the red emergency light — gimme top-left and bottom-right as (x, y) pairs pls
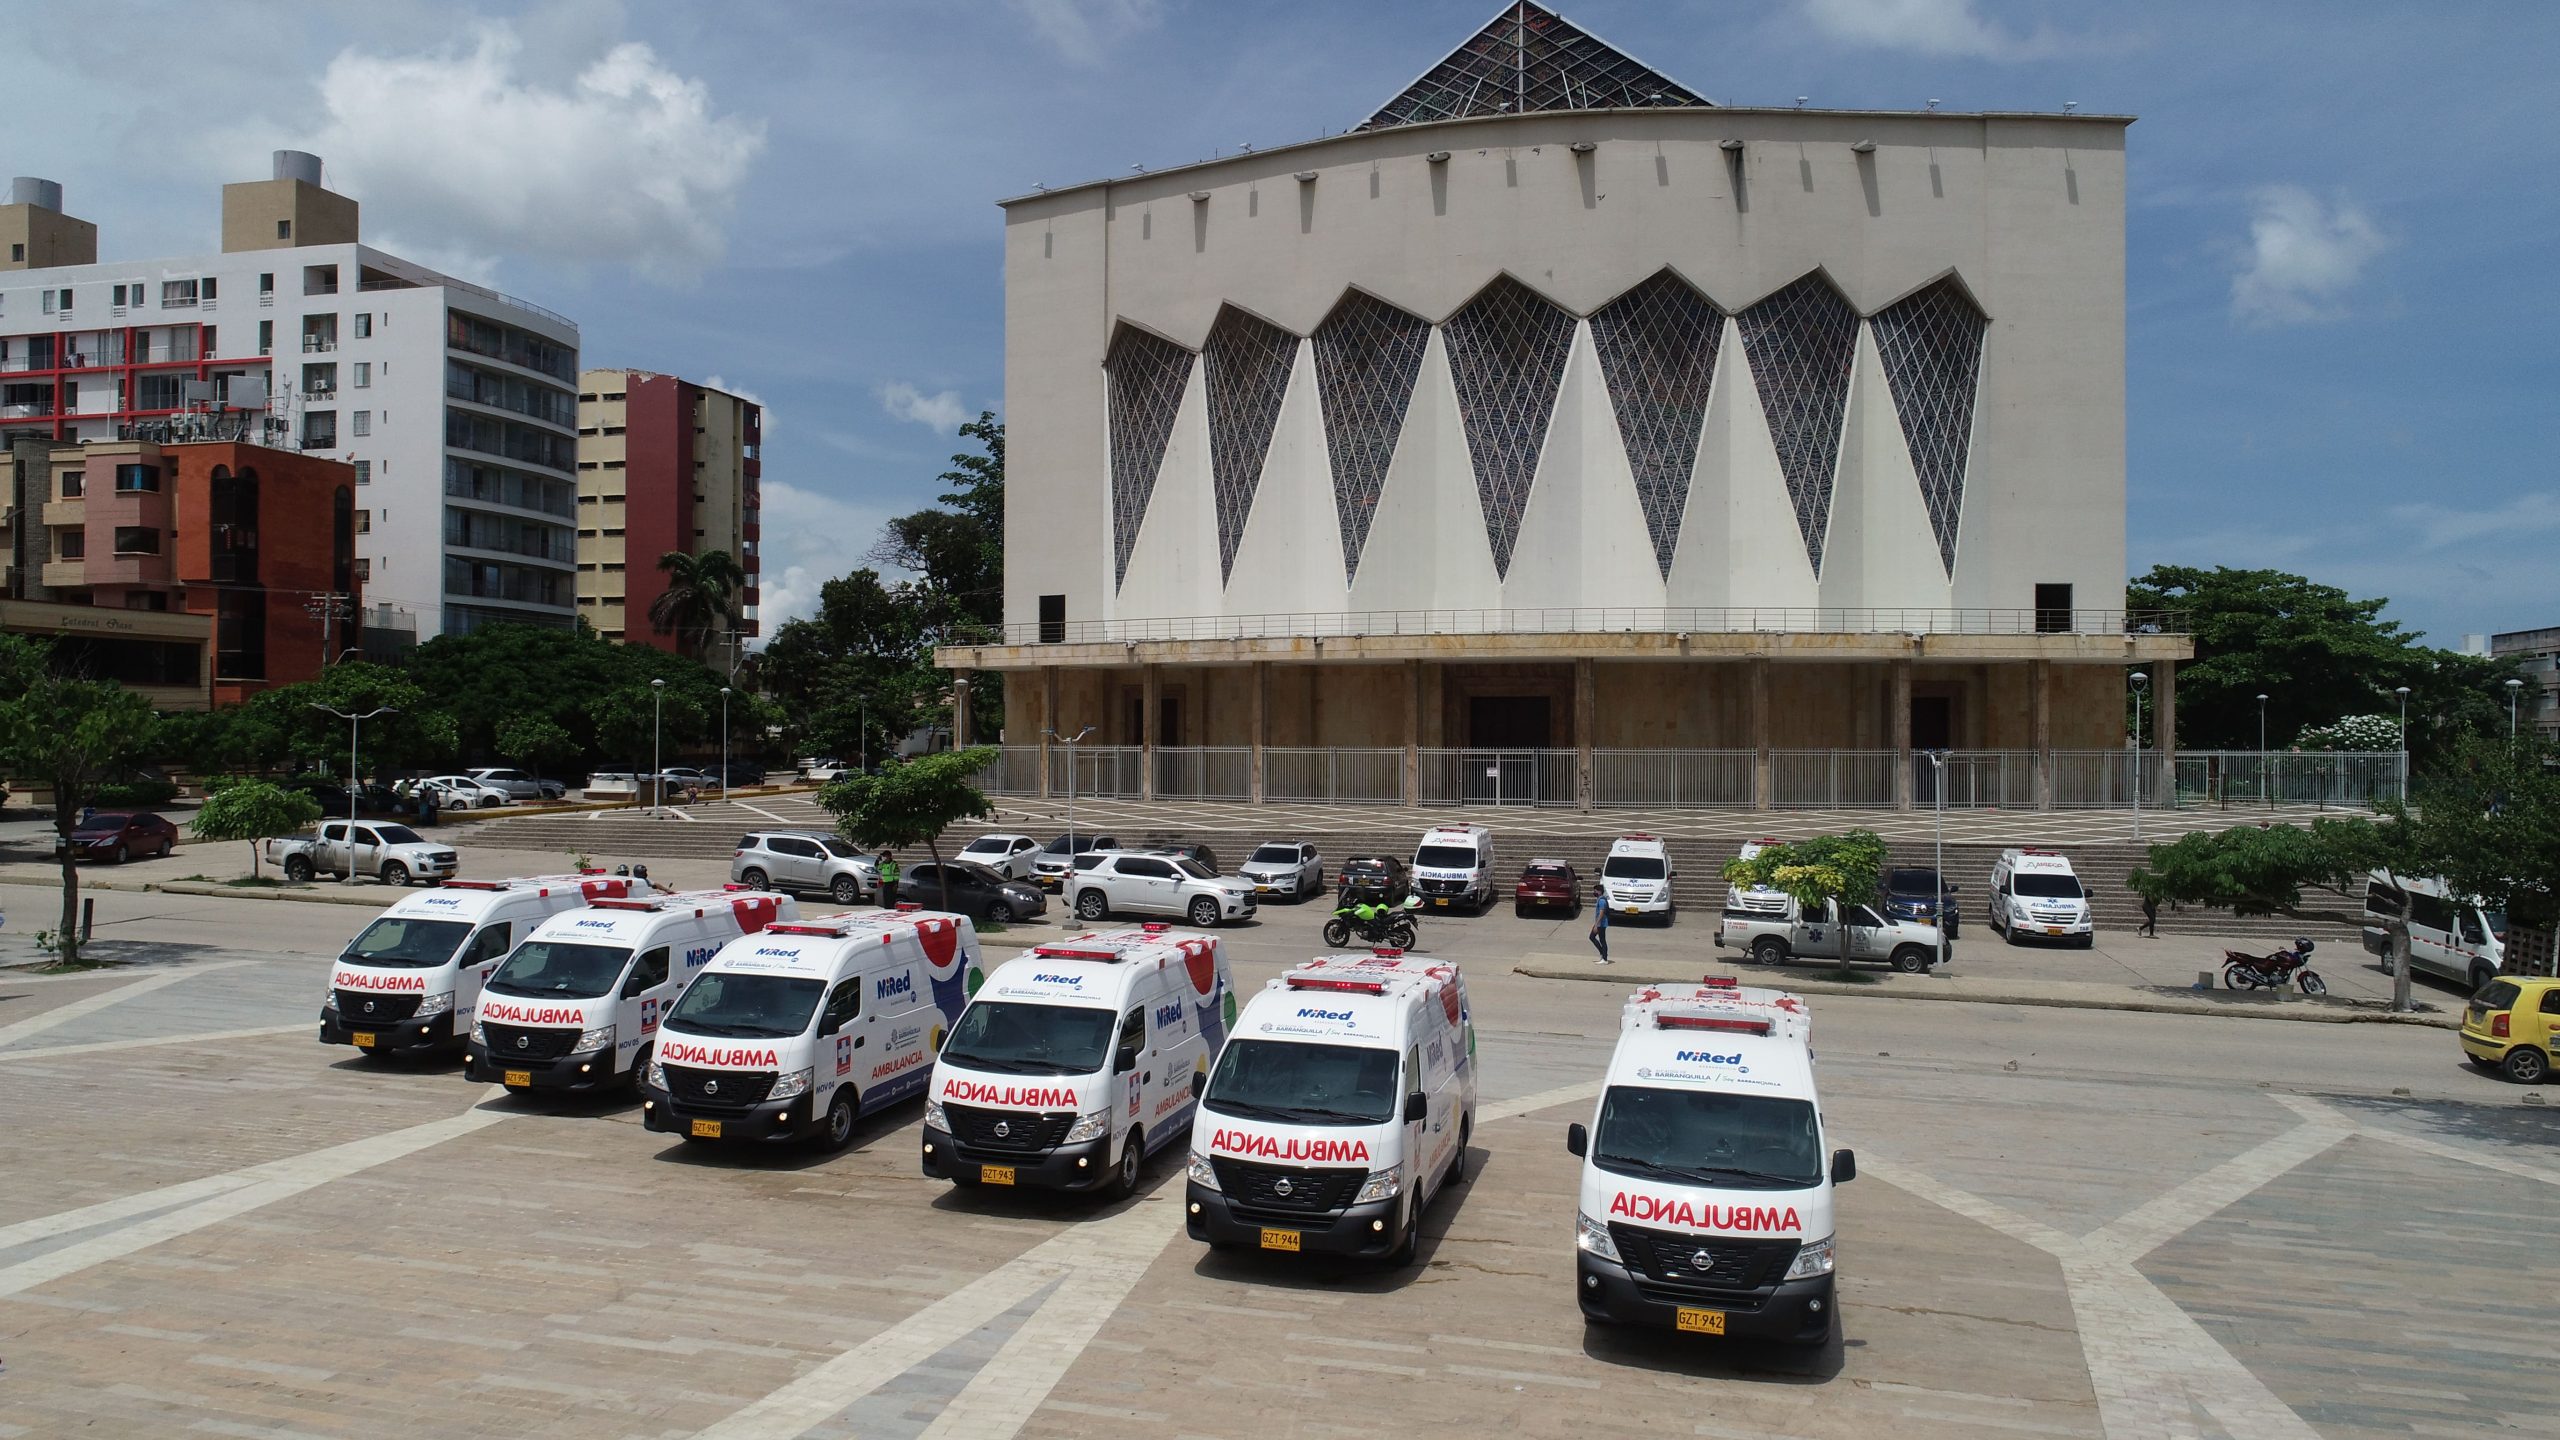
(1658, 1015), (1772, 1036)
(764, 922), (839, 936)
(895, 902), (921, 912)
(1141, 922), (1170, 933)
(586, 897), (664, 911)
(1287, 975), (1387, 994)
(1370, 947), (1405, 958)
(1031, 946), (1122, 960)
(1701, 975), (1739, 989)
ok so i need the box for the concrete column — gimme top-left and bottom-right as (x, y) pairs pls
(2155, 660), (2176, 764)
(1749, 658), (1772, 812)
(1141, 663), (1161, 801)
(1574, 656), (1596, 813)
(1403, 660), (1422, 807)
(1890, 658), (1912, 810)
(2030, 659), (2052, 810)
(951, 669), (973, 749)
(1040, 667), (1060, 799)
(1249, 660), (1268, 804)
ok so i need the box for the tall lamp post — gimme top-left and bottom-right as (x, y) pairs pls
(2128, 672), (2148, 841)
(1926, 749), (1950, 969)
(2257, 692), (2271, 808)
(2395, 684), (2411, 799)
(309, 703), (394, 885)
(1045, 725), (1096, 853)
(2509, 677), (2526, 740)
(650, 677), (667, 816)
(719, 686), (733, 801)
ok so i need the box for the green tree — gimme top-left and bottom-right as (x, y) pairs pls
(495, 715), (578, 787)
(649, 548), (748, 663)
(1720, 830), (1890, 974)
(0, 635), (160, 967)
(242, 663), (457, 776)
(191, 780), (323, 881)
(816, 747), (998, 912)
(587, 684), (707, 776)
(863, 412), (1006, 740)
(400, 620), (736, 772)
(759, 568), (942, 764)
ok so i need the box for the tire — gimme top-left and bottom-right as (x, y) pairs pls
(2502, 1047), (2550, 1085)
(383, 862), (411, 888)
(830, 874), (862, 905)
(1388, 1195), (1422, 1267)
(284, 855), (314, 883)
(1751, 936), (1788, 967)
(1076, 889), (1109, 921)
(1323, 918), (1352, 947)
(110, 844), (128, 865)
(1889, 945), (1930, 974)
(740, 867), (769, 890)
(1107, 1129), (1143, 1199)
(1387, 919), (1418, 950)
(626, 1043), (652, 1095)
(1188, 896), (1222, 928)
(2470, 963), (2497, 995)
(2223, 963), (2255, 991)
(821, 1086), (859, 1150)
(1448, 1115), (1471, 1186)
(2297, 971), (2329, 997)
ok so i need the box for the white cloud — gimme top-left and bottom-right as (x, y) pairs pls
(878, 381), (970, 433)
(1799, 0), (2070, 60)
(293, 25), (764, 282)
(2386, 492), (2560, 552)
(2230, 186), (2390, 326)
(750, 479), (903, 637)
(1007, 0), (1164, 66)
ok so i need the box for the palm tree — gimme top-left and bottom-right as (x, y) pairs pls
(648, 549), (746, 660)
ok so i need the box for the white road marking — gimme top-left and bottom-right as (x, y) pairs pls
(2082, 1116), (2348, 1263)
(0, 961), (256, 1050)
(2273, 1092), (2560, 1189)
(731, 801), (792, 822)
(0, 1024), (308, 1062)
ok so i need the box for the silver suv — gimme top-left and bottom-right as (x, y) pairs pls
(731, 830), (880, 905)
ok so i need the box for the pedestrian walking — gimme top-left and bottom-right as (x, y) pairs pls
(876, 851), (900, 906)
(1588, 887), (1611, 965)
(2138, 890), (2160, 938)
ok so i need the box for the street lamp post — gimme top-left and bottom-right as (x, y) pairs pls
(2257, 692), (2271, 808)
(2129, 672), (2149, 842)
(1926, 749), (1950, 969)
(650, 678), (667, 816)
(2395, 684), (2411, 799)
(1046, 725), (1097, 856)
(308, 703), (395, 884)
(2508, 677), (2526, 741)
(720, 686), (733, 801)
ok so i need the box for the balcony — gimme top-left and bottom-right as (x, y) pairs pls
(301, 337), (337, 354)
(42, 559), (87, 588)
(42, 498), (85, 526)
(0, 401), (53, 419)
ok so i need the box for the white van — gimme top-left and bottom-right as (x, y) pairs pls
(924, 924), (1235, 1197)
(1566, 978), (1852, 1345)
(1989, 848), (2093, 946)
(2362, 871), (2507, 992)
(1722, 838), (1791, 919)
(322, 872), (640, 1057)
(1185, 951), (1477, 1265)
(639, 908), (987, 1150)
(1600, 835), (1677, 922)
(1411, 824), (1497, 913)
(463, 886), (797, 1096)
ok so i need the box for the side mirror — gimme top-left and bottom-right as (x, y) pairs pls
(1831, 1148), (1857, 1185)
(1114, 1050), (1139, 1075)
(1402, 1092), (1428, 1124)
(1566, 1122), (1589, 1158)
(1945, 883), (1959, 893)
(1190, 1069), (1206, 1099)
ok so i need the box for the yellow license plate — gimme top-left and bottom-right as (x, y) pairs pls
(1255, 885), (1272, 893)
(1621, 907), (1641, 916)
(351, 1032), (377, 1048)
(1259, 1228), (1302, 1252)
(981, 1165), (1015, 1185)
(1675, 1307), (1727, 1335)
(2045, 926), (2066, 935)
(1434, 898), (1450, 908)
(503, 1069), (531, 1087)
(690, 1119), (723, 1139)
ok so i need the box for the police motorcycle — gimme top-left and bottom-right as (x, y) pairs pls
(1324, 894), (1421, 950)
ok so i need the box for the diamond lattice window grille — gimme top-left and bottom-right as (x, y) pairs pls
(1202, 307), (1299, 584)
(1311, 291), (1432, 581)
(1869, 277), (1987, 575)
(1104, 325), (1195, 589)
(1736, 273), (1859, 575)
(1442, 275), (1578, 579)
(1589, 269), (1722, 578)
(1359, 2), (1711, 131)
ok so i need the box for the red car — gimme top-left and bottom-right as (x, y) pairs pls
(1515, 859), (1582, 917)
(61, 810), (180, 864)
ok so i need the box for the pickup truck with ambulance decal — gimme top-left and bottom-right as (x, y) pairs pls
(1184, 951), (1476, 1265)
(1565, 978), (1855, 1345)
(463, 886), (795, 1096)
(925, 924), (1233, 1197)
(640, 907), (985, 1149)
(322, 872), (639, 1056)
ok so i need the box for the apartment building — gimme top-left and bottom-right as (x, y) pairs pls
(0, 154), (580, 640)
(2492, 628), (2560, 743)
(574, 368), (761, 662)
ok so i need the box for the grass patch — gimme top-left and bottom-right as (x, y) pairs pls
(221, 876), (287, 888)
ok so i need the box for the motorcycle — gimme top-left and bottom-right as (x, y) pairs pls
(2223, 937), (2327, 996)
(1325, 897), (1420, 950)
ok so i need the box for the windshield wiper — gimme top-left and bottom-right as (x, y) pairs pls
(942, 1053), (1043, 1074)
(1598, 1153), (1708, 1183)
(1687, 1164), (1814, 1187)
(1280, 1105), (1382, 1124)
(669, 1020), (761, 1037)
(1207, 1098), (1304, 1122)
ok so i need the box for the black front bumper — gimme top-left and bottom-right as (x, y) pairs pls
(462, 1040), (619, 1093)
(1185, 1181), (1404, 1258)
(639, 1082), (820, 1143)
(920, 1125), (1117, 1190)
(1576, 1252), (1834, 1344)
(320, 1010), (455, 1053)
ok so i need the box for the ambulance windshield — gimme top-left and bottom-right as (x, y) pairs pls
(1205, 1039), (1399, 1126)
(339, 916), (471, 969)
(1603, 856), (1667, 880)
(940, 1001), (1117, 1076)
(1415, 845), (1478, 870)
(2012, 872), (2084, 899)
(483, 941), (633, 1000)
(1593, 1086), (1822, 1190)
(666, 972), (824, 1039)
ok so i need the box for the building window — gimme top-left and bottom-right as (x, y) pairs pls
(124, 591), (169, 612)
(58, 529), (85, 559)
(1038, 594), (1067, 644)
(1871, 277), (1989, 576)
(1202, 306), (1297, 584)
(355, 313), (372, 339)
(354, 558), (371, 581)
(258, 272), (274, 295)
(201, 326), (216, 357)
(1590, 270), (1722, 581)
(1312, 292), (1432, 582)
(351, 410), (371, 437)
(258, 319), (274, 355)
(8, 243), (20, 262)
(1737, 272), (1861, 576)
(356, 510), (371, 534)
(1103, 326), (1195, 589)
(1441, 275), (1576, 579)
(113, 526), (161, 555)
(2035, 584), (2074, 635)
(202, 276), (217, 301)
(352, 361), (370, 388)
(115, 464), (160, 493)
(277, 219), (292, 240)
(61, 469), (84, 498)
(112, 283), (130, 307)
(161, 279), (200, 308)
(354, 459), (370, 485)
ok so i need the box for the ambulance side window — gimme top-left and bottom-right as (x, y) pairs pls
(463, 925), (511, 967)
(1405, 1045), (1423, 1101)
(1113, 1006), (1145, 1073)
(823, 978), (862, 1031)
(623, 946), (670, 997)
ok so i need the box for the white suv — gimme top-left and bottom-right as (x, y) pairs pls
(1068, 851), (1258, 928)
(959, 832), (1042, 880)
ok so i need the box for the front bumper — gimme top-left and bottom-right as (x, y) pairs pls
(2011, 915), (2090, 941)
(1603, 892), (1673, 918)
(1185, 1182), (1405, 1258)
(1034, 869), (1071, 892)
(320, 1010), (456, 1053)
(463, 1040), (620, 1093)
(920, 1125), (1118, 1190)
(639, 1083), (822, 1142)
(1243, 874), (1305, 899)
(1576, 1252), (1835, 1344)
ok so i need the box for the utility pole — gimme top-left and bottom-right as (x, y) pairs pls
(309, 703), (394, 883)
(304, 592), (352, 670)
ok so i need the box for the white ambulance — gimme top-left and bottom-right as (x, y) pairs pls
(1185, 951), (1476, 1266)
(925, 924), (1234, 1197)
(640, 907), (987, 1150)
(1989, 848), (2093, 947)
(321, 872), (639, 1057)
(1565, 978), (1854, 1345)
(1600, 834), (1677, 922)
(463, 886), (796, 1096)
(1411, 824), (1497, 913)
(1722, 838), (1792, 919)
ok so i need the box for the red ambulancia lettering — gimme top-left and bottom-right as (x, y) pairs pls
(870, 1050), (925, 1081)
(478, 1000), (584, 1024)
(657, 1039), (781, 1067)
(333, 971), (429, 992)
(1605, 1192), (1803, 1234)
(1209, 1129), (1372, 1164)
(939, 1078), (1079, 1108)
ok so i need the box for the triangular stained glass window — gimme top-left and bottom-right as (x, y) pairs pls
(1442, 275), (1576, 579)
(1735, 273), (1858, 576)
(1104, 325), (1194, 589)
(1312, 291), (1431, 582)
(1202, 307), (1299, 585)
(1360, 2), (1711, 131)
(1869, 277), (1987, 576)
(1589, 270), (1722, 579)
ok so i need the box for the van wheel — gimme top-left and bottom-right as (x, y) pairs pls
(822, 1087), (859, 1150)
(1188, 896), (1221, 928)
(284, 855), (315, 883)
(1108, 1128), (1143, 1199)
(2471, 963), (2497, 994)
(1389, 1197), (1422, 1266)
(1076, 890), (1109, 921)
(383, 862), (411, 887)
(831, 874), (862, 905)
(2504, 1047), (2550, 1085)
(1449, 1114), (1472, 1185)
(1889, 945), (1930, 974)
(1751, 936), (1788, 967)
(741, 867), (769, 890)
(626, 1044), (651, 1095)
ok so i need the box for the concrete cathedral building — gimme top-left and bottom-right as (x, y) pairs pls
(945, 2), (2191, 807)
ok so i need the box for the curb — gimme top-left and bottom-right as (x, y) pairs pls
(0, 872), (394, 908)
(1510, 964), (2463, 1029)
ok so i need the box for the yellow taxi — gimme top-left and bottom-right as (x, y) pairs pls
(2459, 976), (2559, 1084)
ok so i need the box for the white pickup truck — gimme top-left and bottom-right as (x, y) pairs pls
(265, 820), (461, 887)
(1716, 899), (1945, 973)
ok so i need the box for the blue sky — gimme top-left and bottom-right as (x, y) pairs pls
(12, 1), (2553, 645)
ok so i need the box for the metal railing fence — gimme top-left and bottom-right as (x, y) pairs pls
(1264, 748), (1405, 804)
(1417, 749), (1577, 807)
(1591, 750), (1756, 808)
(1770, 750), (1898, 808)
(1152, 747), (1251, 801)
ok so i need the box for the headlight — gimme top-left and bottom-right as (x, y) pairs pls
(1186, 1152), (1220, 1189)
(416, 991), (454, 1020)
(1063, 1109), (1112, 1143)
(470, 1016), (486, 1044)
(1785, 1235), (1836, 1280)
(1354, 1165), (1404, 1203)
(769, 1067), (813, 1101)
(1575, 1211), (1620, 1261)
(568, 1024), (615, 1056)
(321, 987), (337, 1011)
(924, 1099), (949, 1131)
(647, 1059), (667, 1089)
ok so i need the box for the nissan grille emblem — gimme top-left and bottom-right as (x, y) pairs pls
(363, 1000), (377, 1014)
(993, 1120), (1010, 1138)
(1690, 1248), (1716, 1271)
(514, 1035), (529, 1050)
(1274, 1177), (1294, 1197)
(704, 1079), (720, 1095)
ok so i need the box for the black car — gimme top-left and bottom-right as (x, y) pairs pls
(898, 860), (1047, 923)
(714, 760), (768, 786)
(1337, 855), (1413, 906)
(1882, 867), (1961, 938)
(281, 774), (352, 815)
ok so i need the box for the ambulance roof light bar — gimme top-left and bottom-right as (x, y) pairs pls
(765, 911), (883, 937)
(1657, 1015), (1773, 1036)
(1702, 975), (1739, 989)
(1031, 944), (1129, 961)
(1287, 975), (1389, 994)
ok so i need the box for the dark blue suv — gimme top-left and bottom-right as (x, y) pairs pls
(1882, 867), (1961, 939)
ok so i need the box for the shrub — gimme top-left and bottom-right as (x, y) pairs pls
(91, 778), (180, 808)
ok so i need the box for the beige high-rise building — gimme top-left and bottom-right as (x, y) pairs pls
(574, 368), (761, 658)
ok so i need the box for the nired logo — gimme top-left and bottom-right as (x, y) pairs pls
(480, 1000), (582, 1024)
(658, 1039), (780, 1067)
(333, 971), (428, 992)
(1607, 1192), (1802, 1234)
(939, 1078), (1076, 1108)
(1210, 1129), (1371, 1164)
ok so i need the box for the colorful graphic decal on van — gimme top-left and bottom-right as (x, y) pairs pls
(915, 915), (973, 1021)
(729, 895), (782, 934)
(1178, 938), (1230, 1053)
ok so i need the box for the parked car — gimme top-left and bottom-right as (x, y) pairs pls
(280, 774), (353, 816)
(798, 758), (849, 782)
(1067, 850), (1256, 928)
(731, 830), (879, 905)
(898, 859), (1046, 923)
(1882, 866), (1962, 939)
(60, 810), (179, 864)
(2461, 976), (2559, 1084)
(417, 775), (515, 810)
(1031, 832), (1121, 891)
(1515, 858), (1582, 917)
(1718, 898), (1945, 973)
(263, 820), (459, 886)
(958, 832), (1043, 880)
(1238, 840), (1323, 900)
(712, 760), (768, 786)
(1337, 855), (1412, 906)
(469, 768), (567, 801)
(1148, 841), (1222, 876)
